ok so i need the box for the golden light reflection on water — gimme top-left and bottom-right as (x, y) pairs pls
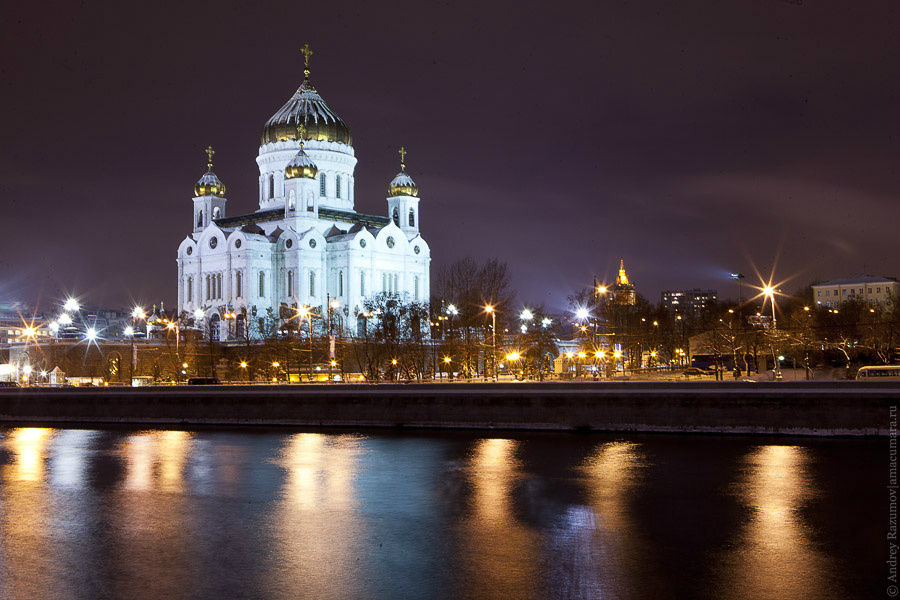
(270, 433), (365, 598)
(121, 430), (191, 492)
(5, 427), (53, 482)
(461, 438), (540, 599)
(720, 445), (830, 599)
(569, 441), (644, 599)
(0, 428), (57, 599)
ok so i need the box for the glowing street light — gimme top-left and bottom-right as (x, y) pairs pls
(132, 306), (146, 320)
(58, 313), (73, 326)
(541, 317), (552, 328)
(484, 304), (497, 381)
(124, 325), (134, 336)
(63, 298), (80, 312)
(505, 352), (520, 361)
(575, 307), (589, 321)
(597, 285), (607, 295)
(193, 308), (204, 320)
(85, 328), (98, 342)
(520, 308), (534, 321)
(447, 304), (459, 316)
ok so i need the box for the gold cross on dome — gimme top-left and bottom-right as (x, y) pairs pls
(399, 146), (407, 169)
(300, 43), (313, 77)
(205, 145), (215, 169)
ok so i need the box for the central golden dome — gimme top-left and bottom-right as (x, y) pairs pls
(262, 79), (352, 146)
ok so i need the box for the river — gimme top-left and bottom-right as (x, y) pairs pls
(0, 427), (883, 599)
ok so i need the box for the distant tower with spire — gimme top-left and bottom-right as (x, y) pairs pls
(613, 259), (636, 305)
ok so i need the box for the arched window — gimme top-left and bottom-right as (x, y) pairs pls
(288, 190), (296, 211)
(319, 174), (327, 197)
(306, 195), (315, 212)
(268, 174), (275, 199)
(309, 271), (316, 297)
(408, 209), (415, 227)
(287, 270), (294, 297)
(197, 210), (203, 227)
(213, 206), (220, 219)
(339, 271), (344, 296)
(235, 271), (242, 298)
(392, 207), (399, 226)
(258, 271), (265, 298)
(209, 313), (220, 342)
(414, 275), (419, 301)
(187, 276), (193, 303)
(336, 175), (342, 199)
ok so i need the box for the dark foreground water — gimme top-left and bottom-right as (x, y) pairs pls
(0, 427), (884, 600)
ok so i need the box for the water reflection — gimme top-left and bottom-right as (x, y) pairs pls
(460, 438), (540, 599)
(0, 428), (880, 600)
(551, 441), (643, 600)
(0, 428), (57, 599)
(121, 430), (192, 492)
(5, 427), (53, 482)
(720, 445), (832, 599)
(269, 433), (366, 599)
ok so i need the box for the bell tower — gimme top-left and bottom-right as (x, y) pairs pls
(192, 146), (227, 233)
(386, 146), (420, 236)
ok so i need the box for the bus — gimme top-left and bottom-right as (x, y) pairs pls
(856, 365), (900, 380)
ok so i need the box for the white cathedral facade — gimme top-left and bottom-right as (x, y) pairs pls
(176, 50), (430, 339)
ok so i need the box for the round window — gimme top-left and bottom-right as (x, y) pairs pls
(286, 239), (293, 249)
(309, 239), (317, 248)
(413, 245), (421, 255)
(386, 236), (395, 249)
(209, 237), (217, 249)
(359, 239), (367, 248)
(186, 247), (193, 256)
(235, 239), (242, 249)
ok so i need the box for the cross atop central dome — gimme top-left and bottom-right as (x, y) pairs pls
(261, 44), (352, 146)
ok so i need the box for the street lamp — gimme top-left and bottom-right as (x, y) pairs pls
(484, 305), (497, 381)
(763, 285), (782, 380)
(298, 305), (314, 382)
(64, 298), (80, 312)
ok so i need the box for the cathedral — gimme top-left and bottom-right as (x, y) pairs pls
(176, 46), (430, 339)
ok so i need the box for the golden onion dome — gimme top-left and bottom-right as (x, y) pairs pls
(388, 171), (418, 197)
(194, 146), (226, 197)
(262, 79), (352, 146)
(387, 146), (418, 197)
(285, 131), (318, 180)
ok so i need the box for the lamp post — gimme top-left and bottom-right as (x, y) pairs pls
(327, 297), (340, 382)
(298, 305), (314, 382)
(763, 286), (782, 380)
(484, 305), (497, 382)
(130, 306), (145, 380)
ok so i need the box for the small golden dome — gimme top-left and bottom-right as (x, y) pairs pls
(387, 146), (418, 197)
(285, 128), (319, 180)
(194, 146), (226, 197)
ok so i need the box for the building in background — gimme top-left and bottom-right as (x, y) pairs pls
(661, 288), (718, 316)
(812, 275), (898, 308)
(612, 260), (636, 305)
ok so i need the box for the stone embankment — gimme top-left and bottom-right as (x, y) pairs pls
(0, 381), (895, 436)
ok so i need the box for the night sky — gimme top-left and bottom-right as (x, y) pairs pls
(2, 0), (897, 311)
